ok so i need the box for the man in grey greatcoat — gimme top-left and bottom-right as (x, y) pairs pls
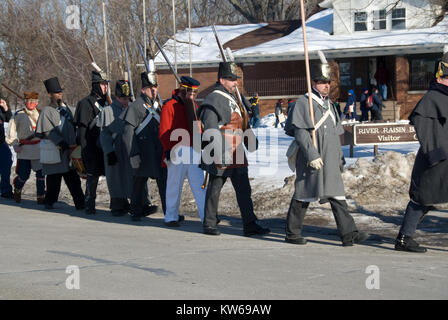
(98, 80), (133, 216)
(35, 77), (85, 210)
(395, 53), (448, 253)
(283, 60), (368, 246)
(121, 72), (164, 221)
(199, 61), (270, 237)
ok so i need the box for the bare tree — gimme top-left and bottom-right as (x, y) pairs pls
(226, 0), (323, 22)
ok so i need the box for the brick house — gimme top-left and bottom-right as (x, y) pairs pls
(155, 0), (446, 120)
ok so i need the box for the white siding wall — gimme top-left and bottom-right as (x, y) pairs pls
(332, 0), (442, 35)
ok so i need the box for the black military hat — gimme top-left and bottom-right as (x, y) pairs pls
(435, 52), (448, 79)
(310, 61), (331, 82)
(91, 70), (110, 83)
(218, 62), (240, 80)
(44, 77), (64, 94)
(141, 71), (157, 88)
(115, 80), (131, 98)
(180, 76), (200, 90)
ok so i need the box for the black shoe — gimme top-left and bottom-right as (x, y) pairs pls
(142, 204), (158, 217)
(178, 215), (185, 222)
(85, 208), (96, 215)
(354, 231), (370, 244)
(342, 231), (369, 246)
(110, 209), (127, 217)
(395, 233), (427, 253)
(75, 204), (85, 211)
(164, 221), (180, 227)
(217, 217), (221, 225)
(203, 227), (221, 236)
(243, 222), (270, 237)
(130, 213), (142, 221)
(45, 203), (54, 210)
(285, 237), (307, 245)
(1, 192), (14, 199)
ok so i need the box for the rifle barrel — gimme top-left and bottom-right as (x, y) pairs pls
(152, 36), (182, 84)
(1, 83), (24, 100)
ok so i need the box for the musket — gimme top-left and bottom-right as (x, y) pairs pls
(1, 83), (24, 100)
(123, 42), (135, 101)
(84, 39), (112, 105)
(211, 25), (249, 130)
(152, 36), (182, 84)
(137, 41), (164, 108)
(299, 0), (317, 148)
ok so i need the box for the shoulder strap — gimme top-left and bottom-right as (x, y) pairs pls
(212, 90), (241, 116)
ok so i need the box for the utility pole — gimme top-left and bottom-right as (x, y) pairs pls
(172, 0), (178, 86)
(102, 1), (111, 97)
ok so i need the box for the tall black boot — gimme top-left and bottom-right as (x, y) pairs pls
(85, 174), (99, 215)
(395, 233), (427, 253)
(285, 199), (309, 244)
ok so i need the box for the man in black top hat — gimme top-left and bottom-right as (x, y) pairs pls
(35, 77), (85, 209)
(98, 80), (133, 216)
(74, 70), (109, 214)
(121, 71), (164, 221)
(0, 89), (13, 199)
(198, 61), (269, 236)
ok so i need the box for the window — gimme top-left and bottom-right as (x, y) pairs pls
(373, 10), (386, 30)
(409, 54), (440, 90)
(339, 62), (352, 87)
(354, 12), (367, 31)
(392, 8), (406, 30)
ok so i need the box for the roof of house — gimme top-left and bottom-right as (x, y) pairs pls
(155, 9), (447, 68)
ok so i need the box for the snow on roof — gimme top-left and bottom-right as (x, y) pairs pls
(155, 9), (447, 66)
(154, 23), (267, 65)
(235, 9), (447, 58)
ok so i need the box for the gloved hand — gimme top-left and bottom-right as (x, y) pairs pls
(13, 145), (22, 153)
(58, 141), (70, 151)
(107, 151), (118, 166)
(309, 157), (323, 170)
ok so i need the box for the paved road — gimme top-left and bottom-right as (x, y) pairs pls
(0, 199), (447, 300)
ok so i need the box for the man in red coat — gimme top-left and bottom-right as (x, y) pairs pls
(159, 76), (205, 227)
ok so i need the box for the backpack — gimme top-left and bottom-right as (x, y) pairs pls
(366, 95), (373, 108)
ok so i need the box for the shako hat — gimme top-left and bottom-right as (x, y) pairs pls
(91, 70), (110, 83)
(141, 71), (158, 88)
(180, 76), (200, 90)
(115, 80), (131, 98)
(435, 52), (448, 79)
(310, 61), (331, 82)
(43, 77), (64, 94)
(218, 62), (240, 80)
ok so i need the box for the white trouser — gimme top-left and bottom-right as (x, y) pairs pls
(165, 147), (206, 223)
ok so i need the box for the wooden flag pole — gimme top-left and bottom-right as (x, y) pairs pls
(299, 0), (317, 147)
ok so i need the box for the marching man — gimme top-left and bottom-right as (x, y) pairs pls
(159, 76), (205, 227)
(284, 58), (369, 246)
(121, 71), (164, 221)
(6, 91), (45, 204)
(98, 80), (133, 216)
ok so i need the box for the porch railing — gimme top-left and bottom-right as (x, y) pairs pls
(244, 77), (307, 96)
